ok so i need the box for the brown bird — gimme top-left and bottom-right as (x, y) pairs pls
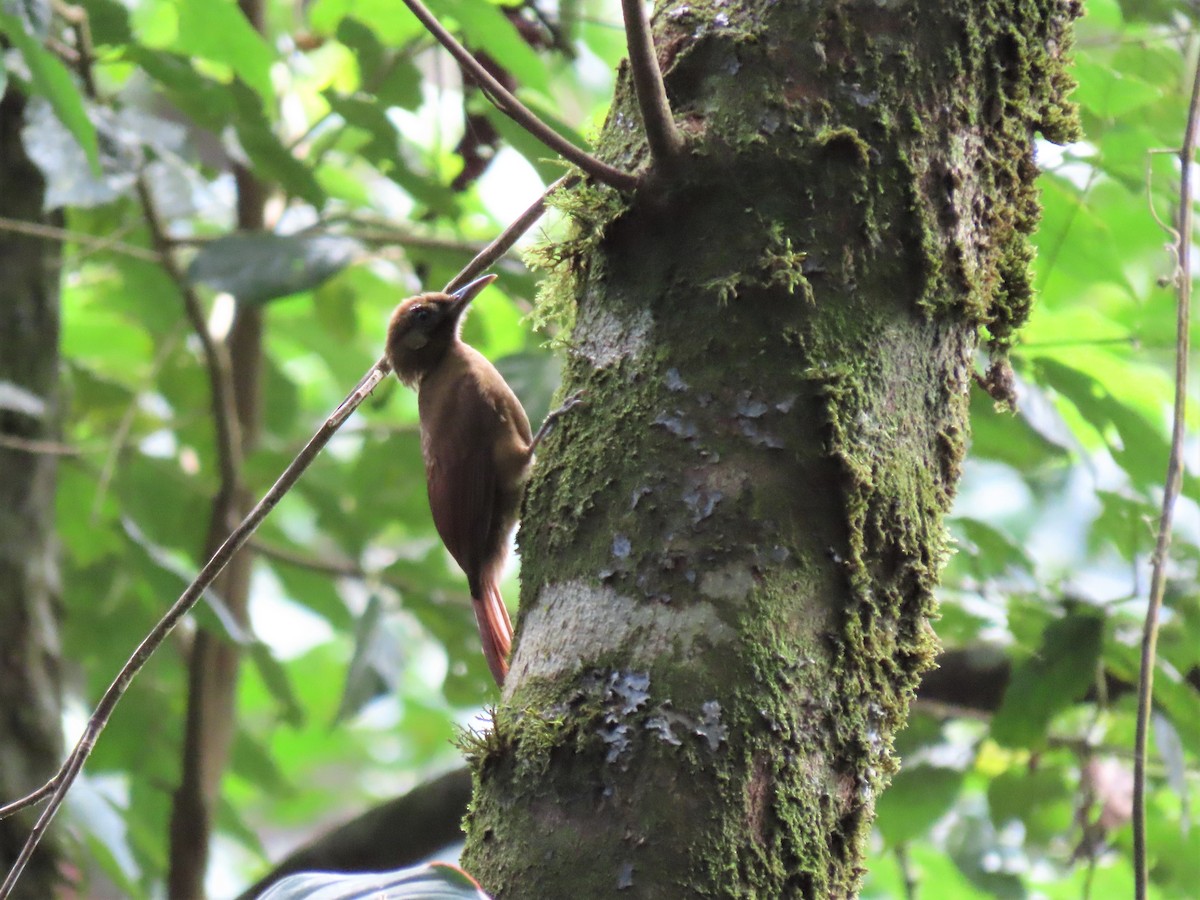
(384, 274), (531, 686)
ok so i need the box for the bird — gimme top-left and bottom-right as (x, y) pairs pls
(384, 274), (531, 686)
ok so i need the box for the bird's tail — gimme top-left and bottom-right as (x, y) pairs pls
(473, 577), (514, 686)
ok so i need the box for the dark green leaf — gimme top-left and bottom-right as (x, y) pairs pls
(991, 610), (1104, 748)
(495, 349), (562, 430)
(78, 0), (133, 45)
(129, 47), (235, 131)
(334, 594), (398, 723)
(188, 232), (361, 304)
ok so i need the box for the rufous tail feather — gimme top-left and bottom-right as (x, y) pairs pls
(473, 578), (514, 686)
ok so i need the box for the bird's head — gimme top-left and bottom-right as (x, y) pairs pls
(385, 274), (497, 385)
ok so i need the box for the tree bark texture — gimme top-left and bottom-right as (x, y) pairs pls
(462, 0), (1079, 896)
(0, 87), (65, 898)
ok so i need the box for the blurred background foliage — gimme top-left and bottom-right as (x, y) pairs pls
(1, 0), (1198, 895)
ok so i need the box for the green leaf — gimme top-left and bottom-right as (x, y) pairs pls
(1072, 57), (1163, 120)
(128, 47), (236, 131)
(188, 232), (361, 304)
(230, 81), (326, 206)
(990, 610), (1104, 748)
(248, 641), (306, 727)
(79, 0), (133, 45)
(875, 765), (965, 846)
(949, 517), (1033, 578)
(967, 387), (1070, 470)
(987, 766), (1074, 845)
(309, 0), (425, 44)
(67, 776), (142, 896)
(335, 17), (422, 109)
(1030, 356), (1170, 490)
(425, 0), (549, 93)
(0, 10), (100, 172)
(334, 594), (398, 723)
(173, 0), (276, 106)
(230, 730), (292, 796)
(485, 104), (581, 184)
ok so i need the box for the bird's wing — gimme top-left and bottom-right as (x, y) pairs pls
(423, 374), (503, 595)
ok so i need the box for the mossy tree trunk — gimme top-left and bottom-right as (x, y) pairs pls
(462, 0), (1079, 896)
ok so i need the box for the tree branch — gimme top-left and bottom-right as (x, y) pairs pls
(0, 214), (159, 262)
(0, 174), (568, 898)
(619, 0), (683, 163)
(1132, 48), (1200, 900)
(396, 0), (639, 193)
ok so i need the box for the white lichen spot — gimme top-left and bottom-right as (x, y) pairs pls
(699, 564), (754, 601)
(576, 305), (652, 368)
(506, 580), (735, 689)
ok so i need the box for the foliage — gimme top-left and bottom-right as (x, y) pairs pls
(0, 0), (1197, 896)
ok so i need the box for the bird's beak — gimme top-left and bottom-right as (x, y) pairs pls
(450, 274), (498, 315)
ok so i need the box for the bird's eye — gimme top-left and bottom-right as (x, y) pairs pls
(411, 306), (432, 323)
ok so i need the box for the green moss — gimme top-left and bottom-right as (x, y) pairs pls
(814, 125), (872, 167)
(525, 177), (633, 342)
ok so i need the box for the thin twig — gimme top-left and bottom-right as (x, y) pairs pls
(0, 175), (567, 897)
(0, 215), (159, 262)
(55, 1), (99, 100)
(447, 173), (576, 293)
(0, 434), (81, 456)
(619, 0), (683, 163)
(397, 0), (639, 193)
(1132, 51), (1200, 900)
(135, 177), (243, 492)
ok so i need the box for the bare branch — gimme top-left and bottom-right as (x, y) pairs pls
(396, 0), (639, 193)
(1132, 50), (1200, 900)
(0, 434), (82, 456)
(0, 215), (159, 262)
(620, 0), (683, 163)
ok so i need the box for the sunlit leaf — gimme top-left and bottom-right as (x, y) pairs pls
(173, 0), (276, 105)
(426, 0), (550, 93)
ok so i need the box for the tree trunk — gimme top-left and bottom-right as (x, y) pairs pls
(0, 87), (64, 898)
(462, 0), (1079, 896)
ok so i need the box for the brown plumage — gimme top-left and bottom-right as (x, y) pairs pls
(385, 274), (531, 686)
